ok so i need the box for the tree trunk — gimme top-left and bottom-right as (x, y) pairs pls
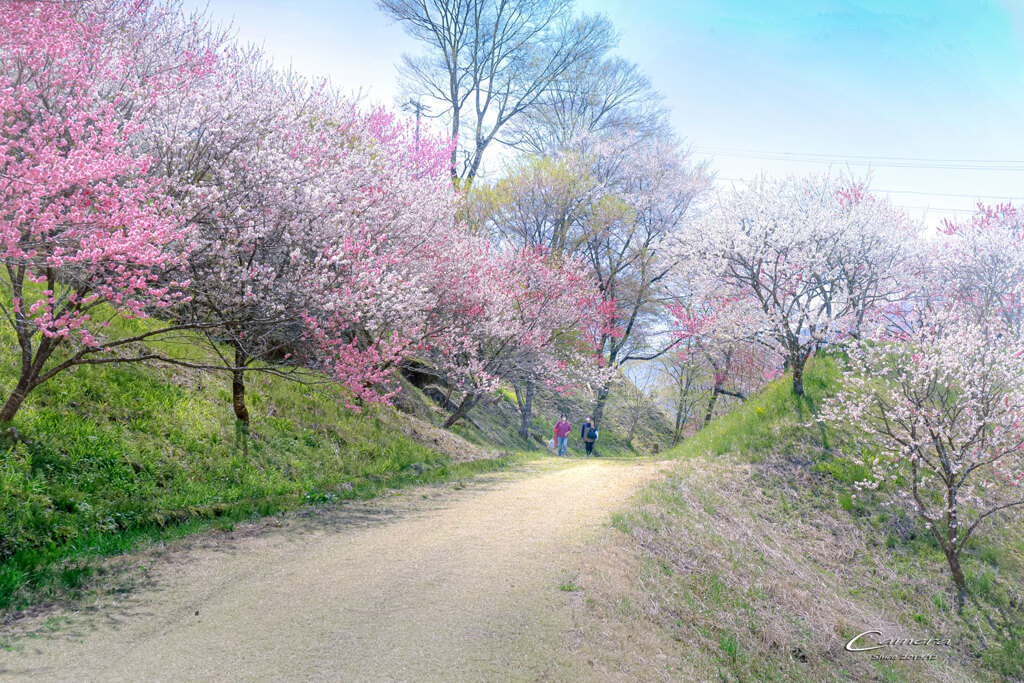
(792, 359), (805, 396)
(1, 325), (59, 424)
(517, 379), (535, 440)
(449, 105), (461, 182)
(232, 345), (250, 425)
(944, 547), (967, 607)
(943, 489), (966, 607)
(592, 383), (610, 429)
(443, 392), (479, 428)
(0, 374), (33, 424)
(703, 384), (721, 425)
(673, 395), (686, 444)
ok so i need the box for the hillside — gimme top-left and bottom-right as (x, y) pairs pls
(572, 357), (1024, 682)
(0, 321), (670, 612)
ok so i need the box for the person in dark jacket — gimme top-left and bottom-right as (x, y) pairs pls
(581, 416), (598, 456)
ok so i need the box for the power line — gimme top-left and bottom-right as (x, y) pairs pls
(900, 206), (976, 214)
(872, 188), (1022, 201)
(711, 179), (991, 215)
(715, 177), (1021, 202)
(698, 147), (1024, 171)
(699, 146), (1024, 165)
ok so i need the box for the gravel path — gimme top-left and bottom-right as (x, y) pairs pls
(1, 457), (667, 682)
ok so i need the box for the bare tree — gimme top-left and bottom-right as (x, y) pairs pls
(502, 55), (668, 155)
(655, 352), (707, 444)
(582, 136), (710, 427)
(377, 0), (615, 185)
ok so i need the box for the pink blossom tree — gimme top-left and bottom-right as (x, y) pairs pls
(666, 269), (780, 430)
(0, 1), (201, 423)
(147, 41), (463, 422)
(821, 313), (1024, 598)
(296, 110), (464, 414)
(421, 245), (611, 432)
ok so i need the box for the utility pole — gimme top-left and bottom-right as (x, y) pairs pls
(403, 99), (428, 142)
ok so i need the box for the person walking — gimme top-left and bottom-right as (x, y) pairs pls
(581, 416), (598, 456)
(553, 414), (572, 457)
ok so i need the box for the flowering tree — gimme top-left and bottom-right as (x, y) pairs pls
(476, 153), (598, 257)
(676, 175), (912, 395)
(653, 340), (708, 444)
(500, 248), (614, 439)
(145, 40), (464, 422)
(666, 270), (780, 429)
(832, 182), (917, 338)
(296, 111), (463, 414)
(935, 204), (1024, 336)
(581, 135), (709, 426)
(484, 134), (708, 428)
(420, 246), (610, 432)
(821, 314), (1024, 597)
(0, 2), (201, 423)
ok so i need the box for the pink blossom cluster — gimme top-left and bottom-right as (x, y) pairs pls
(0, 1), (611, 420)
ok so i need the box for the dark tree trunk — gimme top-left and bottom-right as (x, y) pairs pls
(449, 106), (461, 182)
(0, 374), (33, 424)
(516, 379), (535, 440)
(627, 416), (639, 445)
(673, 395), (686, 445)
(443, 392), (479, 428)
(592, 383), (610, 429)
(704, 384), (722, 425)
(0, 328), (58, 424)
(944, 547), (966, 600)
(232, 344), (250, 425)
(792, 359), (805, 396)
(943, 489), (966, 607)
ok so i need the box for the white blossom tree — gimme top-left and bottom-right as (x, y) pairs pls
(675, 175), (914, 395)
(933, 203), (1024, 337)
(821, 313), (1024, 598)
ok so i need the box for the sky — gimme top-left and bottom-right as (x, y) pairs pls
(180, 0), (1024, 226)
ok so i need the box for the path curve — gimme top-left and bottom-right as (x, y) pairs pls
(2, 457), (666, 682)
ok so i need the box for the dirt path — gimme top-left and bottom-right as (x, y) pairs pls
(1, 457), (668, 682)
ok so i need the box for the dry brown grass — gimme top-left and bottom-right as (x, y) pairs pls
(574, 455), (993, 682)
(385, 410), (499, 462)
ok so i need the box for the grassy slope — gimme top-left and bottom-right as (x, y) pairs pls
(579, 356), (1024, 682)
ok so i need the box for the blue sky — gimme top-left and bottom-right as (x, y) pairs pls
(182, 0), (1024, 225)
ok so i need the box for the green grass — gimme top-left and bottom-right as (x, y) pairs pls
(664, 356), (840, 463)
(558, 578), (580, 592)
